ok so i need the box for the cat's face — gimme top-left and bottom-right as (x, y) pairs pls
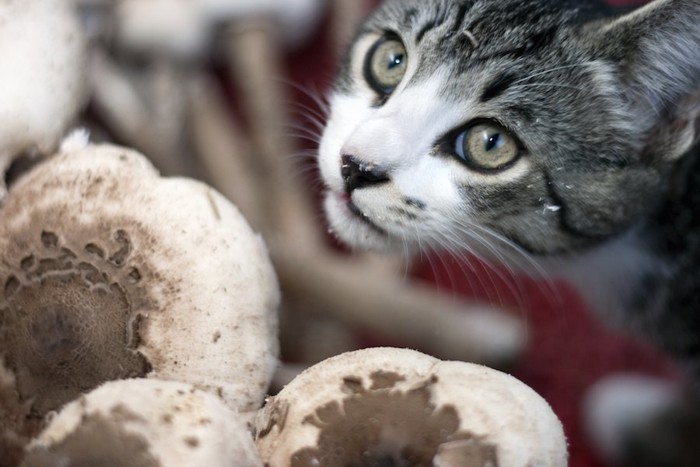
(319, 0), (699, 259)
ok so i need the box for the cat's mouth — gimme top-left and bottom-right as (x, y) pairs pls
(335, 191), (388, 236)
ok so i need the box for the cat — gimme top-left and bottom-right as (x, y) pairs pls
(318, 0), (700, 464)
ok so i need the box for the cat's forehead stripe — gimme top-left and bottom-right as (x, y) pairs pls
(480, 71), (518, 103)
(414, 2), (475, 45)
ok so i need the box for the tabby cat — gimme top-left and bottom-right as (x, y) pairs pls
(319, 0), (700, 464)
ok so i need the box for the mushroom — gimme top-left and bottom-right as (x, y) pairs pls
(0, 141), (279, 462)
(0, 0), (86, 193)
(255, 347), (567, 467)
(22, 378), (263, 467)
(113, 0), (326, 59)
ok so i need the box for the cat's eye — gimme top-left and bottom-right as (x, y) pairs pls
(454, 123), (519, 171)
(364, 37), (408, 95)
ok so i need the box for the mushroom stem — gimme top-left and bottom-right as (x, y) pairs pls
(187, 75), (265, 230)
(271, 243), (527, 364)
(88, 52), (197, 176)
(223, 20), (320, 249)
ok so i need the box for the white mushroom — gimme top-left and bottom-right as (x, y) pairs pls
(22, 378), (263, 467)
(0, 141), (279, 459)
(0, 0), (86, 191)
(256, 347), (567, 467)
(114, 0), (326, 59)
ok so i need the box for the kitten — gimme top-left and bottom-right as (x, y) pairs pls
(319, 0), (699, 462)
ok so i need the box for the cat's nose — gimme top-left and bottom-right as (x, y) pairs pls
(341, 155), (390, 193)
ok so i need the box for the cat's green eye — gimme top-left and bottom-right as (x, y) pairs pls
(364, 37), (408, 95)
(455, 123), (519, 171)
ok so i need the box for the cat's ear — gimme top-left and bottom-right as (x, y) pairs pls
(593, 0), (700, 160)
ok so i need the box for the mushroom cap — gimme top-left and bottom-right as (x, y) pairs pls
(0, 143), (279, 451)
(0, 0), (86, 173)
(255, 347), (567, 467)
(22, 378), (263, 467)
(114, 0), (325, 58)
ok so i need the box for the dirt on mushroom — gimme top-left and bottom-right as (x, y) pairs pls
(22, 379), (263, 467)
(255, 347), (567, 467)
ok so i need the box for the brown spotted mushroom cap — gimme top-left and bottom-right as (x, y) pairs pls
(255, 347), (567, 467)
(0, 0), (86, 178)
(0, 143), (279, 460)
(21, 378), (263, 467)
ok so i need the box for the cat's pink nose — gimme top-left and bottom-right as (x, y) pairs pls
(341, 155), (389, 193)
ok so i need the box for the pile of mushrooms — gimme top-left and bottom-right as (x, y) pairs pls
(22, 379), (263, 467)
(0, 140), (280, 465)
(0, 0), (86, 195)
(17, 347), (567, 466)
(0, 1), (566, 466)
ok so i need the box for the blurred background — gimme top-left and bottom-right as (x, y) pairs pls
(57, 0), (677, 466)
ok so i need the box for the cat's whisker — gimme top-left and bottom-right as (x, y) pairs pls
(436, 229), (509, 308)
(286, 130), (322, 146)
(441, 225), (526, 309)
(286, 160), (320, 180)
(462, 222), (541, 273)
(459, 222), (564, 307)
(419, 231), (447, 292)
(510, 83), (589, 93)
(426, 225), (498, 303)
(284, 121), (324, 142)
(286, 105), (328, 134)
(289, 148), (319, 161)
(277, 77), (333, 119)
(421, 230), (468, 298)
(454, 222), (536, 273)
(512, 62), (596, 85)
(287, 98), (329, 122)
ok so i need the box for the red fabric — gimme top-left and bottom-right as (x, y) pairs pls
(414, 256), (676, 467)
(284, 1), (669, 465)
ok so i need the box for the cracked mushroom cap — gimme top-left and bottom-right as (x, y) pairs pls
(255, 348), (567, 467)
(0, 143), (279, 461)
(0, 0), (86, 177)
(22, 378), (263, 467)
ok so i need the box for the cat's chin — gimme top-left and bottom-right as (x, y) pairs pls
(323, 192), (411, 254)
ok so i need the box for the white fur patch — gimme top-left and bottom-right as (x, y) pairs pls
(319, 72), (483, 253)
